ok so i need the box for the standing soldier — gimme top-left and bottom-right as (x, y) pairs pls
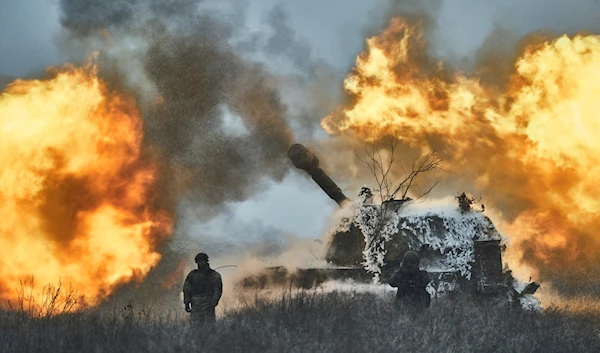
(183, 252), (223, 324)
(389, 250), (431, 312)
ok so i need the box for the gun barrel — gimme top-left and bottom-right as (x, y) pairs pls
(288, 144), (349, 207)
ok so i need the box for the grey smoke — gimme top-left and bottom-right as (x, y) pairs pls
(260, 3), (316, 76)
(56, 0), (320, 304)
(59, 0), (298, 212)
(176, 204), (288, 258)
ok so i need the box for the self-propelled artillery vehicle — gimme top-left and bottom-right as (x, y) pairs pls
(241, 144), (539, 306)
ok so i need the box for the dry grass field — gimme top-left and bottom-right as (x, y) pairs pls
(2, 289), (600, 353)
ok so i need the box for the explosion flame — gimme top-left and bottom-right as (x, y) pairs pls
(323, 18), (600, 295)
(0, 62), (173, 309)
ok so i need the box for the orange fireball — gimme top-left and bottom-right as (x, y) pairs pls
(0, 62), (173, 311)
(324, 18), (600, 294)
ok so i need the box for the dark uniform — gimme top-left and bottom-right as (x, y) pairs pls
(183, 253), (222, 324)
(389, 251), (431, 311)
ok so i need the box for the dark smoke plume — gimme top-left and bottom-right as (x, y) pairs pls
(59, 0), (295, 212)
(58, 0), (308, 304)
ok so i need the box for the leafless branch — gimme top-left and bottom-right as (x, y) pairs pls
(389, 146), (450, 201)
(8, 276), (81, 317)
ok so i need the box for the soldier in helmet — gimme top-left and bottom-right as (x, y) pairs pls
(389, 250), (431, 311)
(183, 252), (223, 324)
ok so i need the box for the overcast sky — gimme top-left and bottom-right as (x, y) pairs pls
(3, 0), (600, 77)
(2, 0), (600, 243)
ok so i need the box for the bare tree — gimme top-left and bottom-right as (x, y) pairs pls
(355, 134), (450, 281)
(356, 134), (449, 205)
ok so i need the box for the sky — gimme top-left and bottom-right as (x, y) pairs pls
(2, 0), (600, 245)
(4, 1), (600, 78)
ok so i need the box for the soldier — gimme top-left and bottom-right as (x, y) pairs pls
(389, 250), (431, 311)
(183, 252), (223, 324)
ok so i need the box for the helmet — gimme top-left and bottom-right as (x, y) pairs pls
(194, 252), (209, 263)
(401, 251), (420, 269)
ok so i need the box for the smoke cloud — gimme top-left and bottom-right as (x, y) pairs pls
(59, 0), (296, 209)
(53, 0), (329, 306)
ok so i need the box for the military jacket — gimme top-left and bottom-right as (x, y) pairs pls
(183, 268), (222, 308)
(389, 268), (430, 304)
